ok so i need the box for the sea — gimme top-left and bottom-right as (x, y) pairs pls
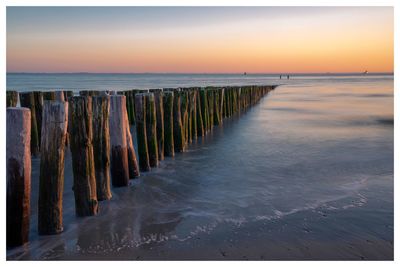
(6, 73), (394, 260)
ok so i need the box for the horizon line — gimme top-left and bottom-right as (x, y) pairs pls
(6, 71), (394, 75)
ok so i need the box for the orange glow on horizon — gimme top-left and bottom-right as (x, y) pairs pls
(7, 7), (394, 73)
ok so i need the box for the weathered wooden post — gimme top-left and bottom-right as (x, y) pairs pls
(151, 90), (164, 160)
(64, 91), (74, 146)
(6, 91), (18, 107)
(233, 88), (238, 114)
(190, 89), (198, 141)
(123, 99), (140, 178)
(145, 93), (159, 167)
(7, 108), (31, 247)
(131, 89), (144, 125)
(180, 90), (189, 146)
(19, 92), (40, 156)
(213, 88), (221, 126)
(237, 87), (241, 114)
(130, 91), (136, 124)
(69, 96), (98, 216)
(240, 87), (244, 111)
(200, 89), (209, 133)
(173, 90), (185, 152)
(196, 90), (205, 137)
(163, 91), (174, 157)
(109, 95), (130, 185)
(219, 88), (225, 124)
(229, 88), (233, 117)
(124, 91), (134, 125)
(123, 91), (132, 124)
(135, 93), (151, 171)
(92, 95), (112, 200)
(208, 89), (214, 129)
(33, 92), (44, 146)
(223, 88), (228, 118)
(38, 101), (68, 235)
(231, 87), (234, 115)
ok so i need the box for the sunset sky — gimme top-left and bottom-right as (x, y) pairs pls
(6, 7), (394, 73)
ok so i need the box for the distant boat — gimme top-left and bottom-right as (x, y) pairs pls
(244, 72), (247, 75)
(363, 70), (368, 75)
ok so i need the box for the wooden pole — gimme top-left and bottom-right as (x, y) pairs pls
(213, 88), (221, 126)
(237, 87), (241, 115)
(187, 90), (193, 143)
(173, 90), (185, 152)
(69, 96), (98, 216)
(38, 101), (68, 235)
(6, 91), (18, 107)
(163, 91), (174, 157)
(123, 98), (140, 178)
(135, 93), (151, 171)
(223, 88), (228, 118)
(123, 91), (132, 124)
(190, 89), (198, 141)
(92, 95), (112, 200)
(129, 91), (135, 125)
(196, 90), (204, 137)
(200, 89), (209, 133)
(63, 91), (74, 147)
(181, 90), (189, 145)
(19, 92), (40, 156)
(7, 107), (31, 247)
(152, 90), (165, 161)
(208, 89), (214, 129)
(219, 88), (224, 124)
(33, 91), (44, 146)
(109, 95), (130, 185)
(145, 93), (159, 167)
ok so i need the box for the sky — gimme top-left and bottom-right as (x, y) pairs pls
(6, 7), (394, 73)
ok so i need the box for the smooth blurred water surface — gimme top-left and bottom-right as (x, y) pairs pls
(6, 74), (393, 259)
(5, 72), (392, 91)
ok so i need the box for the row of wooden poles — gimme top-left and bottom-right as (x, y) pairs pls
(6, 85), (276, 248)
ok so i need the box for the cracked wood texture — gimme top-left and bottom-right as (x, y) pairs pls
(38, 101), (68, 234)
(7, 107), (31, 247)
(69, 96), (98, 216)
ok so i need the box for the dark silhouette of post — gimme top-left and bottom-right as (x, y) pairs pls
(173, 90), (185, 152)
(7, 107), (31, 247)
(163, 91), (174, 156)
(19, 92), (40, 156)
(135, 93), (151, 172)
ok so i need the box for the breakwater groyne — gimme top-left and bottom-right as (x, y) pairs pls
(6, 85), (277, 248)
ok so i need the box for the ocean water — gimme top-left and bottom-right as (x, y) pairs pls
(5, 72), (392, 91)
(6, 74), (393, 260)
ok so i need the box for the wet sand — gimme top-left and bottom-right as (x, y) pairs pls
(62, 206), (394, 260)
